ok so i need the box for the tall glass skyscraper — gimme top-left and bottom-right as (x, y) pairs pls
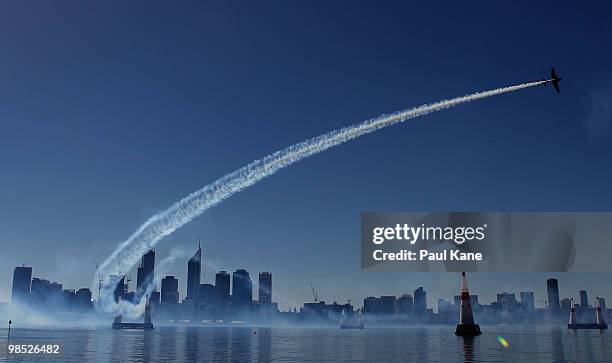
(232, 269), (252, 309)
(547, 278), (560, 309)
(11, 265), (32, 303)
(579, 289), (589, 307)
(136, 249), (155, 294)
(161, 275), (179, 304)
(258, 272), (272, 305)
(414, 287), (427, 312)
(215, 271), (231, 306)
(187, 242), (202, 300)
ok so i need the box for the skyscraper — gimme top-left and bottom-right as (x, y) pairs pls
(161, 275), (179, 304)
(397, 294), (414, 314)
(187, 242), (202, 300)
(363, 297), (381, 314)
(215, 271), (231, 306)
(136, 249), (156, 293)
(546, 278), (560, 309)
(520, 291), (535, 311)
(579, 289), (589, 307)
(31, 278), (53, 304)
(497, 292), (518, 307)
(232, 269), (252, 309)
(198, 283), (217, 306)
(380, 296), (397, 315)
(414, 287), (427, 312)
(259, 272), (272, 305)
(11, 265), (32, 303)
(75, 288), (93, 310)
(560, 298), (572, 311)
(109, 275), (126, 303)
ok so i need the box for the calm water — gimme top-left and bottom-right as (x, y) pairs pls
(1, 325), (611, 362)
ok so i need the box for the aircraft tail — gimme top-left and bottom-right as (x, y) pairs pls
(551, 67), (561, 93)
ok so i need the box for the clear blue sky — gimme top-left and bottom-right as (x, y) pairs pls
(1, 1), (612, 309)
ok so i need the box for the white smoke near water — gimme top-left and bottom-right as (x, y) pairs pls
(101, 247), (189, 318)
(95, 80), (546, 313)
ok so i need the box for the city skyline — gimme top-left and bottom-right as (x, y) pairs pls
(6, 254), (611, 331)
(5, 243), (612, 313)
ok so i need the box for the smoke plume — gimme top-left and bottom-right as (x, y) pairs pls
(95, 80), (546, 312)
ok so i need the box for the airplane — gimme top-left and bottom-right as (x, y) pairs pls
(542, 67), (562, 93)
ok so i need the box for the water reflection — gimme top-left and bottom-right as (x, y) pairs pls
(212, 326), (231, 361)
(583, 331), (595, 362)
(184, 327), (199, 361)
(415, 327), (429, 362)
(230, 327), (253, 361)
(520, 326), (539, 358)
(2, 325), (610, 361)
(142, 331), (153, 362)
(256, 328), (272, 362)
(551, 328), (566, 362)
(461, 337), (475, 363)
(599, 329), (610, 361)
(158, 327), (178, 361)
(110, 327), (122, 363)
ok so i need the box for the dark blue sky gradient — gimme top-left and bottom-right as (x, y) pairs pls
(1, 1), (612, 309)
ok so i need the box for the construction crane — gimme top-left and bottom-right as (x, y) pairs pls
(310, 283), (319, 303)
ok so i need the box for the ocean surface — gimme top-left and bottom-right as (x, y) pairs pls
(1, 325), (611, 362)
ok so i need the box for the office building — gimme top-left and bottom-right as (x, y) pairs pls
(109, 275), (126, 303)
(560, 298), (572, 311)
(380, 296), (397, 315)
(414, 287), (427, 312)
(497, 292), (518, 306)
(546, 278), (560, 309)
(198, 283), (217, 305)
(75, 288), (92, 309)
(161, 275), (179, 304)
(398, 294), (414, 314)
(579, 290), (589, 307)
(187, 242), (202, 300)
(520, 291), (535, 311)
(11, 265), (32, 303)
(363, 297), (381, 314)
(136, 249), (156, 293)
(259, 272), (272, 305)
(232, 269), (252, 309)
(31, 278), (57, 304)
(215, 271), (231, 306)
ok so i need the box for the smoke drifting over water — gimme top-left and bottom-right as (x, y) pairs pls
(95, 80), (546, 313)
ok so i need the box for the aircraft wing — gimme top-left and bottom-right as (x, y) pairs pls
(551, 67), (561, 93)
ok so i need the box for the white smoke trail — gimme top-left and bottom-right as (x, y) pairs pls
(95, 80), (546, 312)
